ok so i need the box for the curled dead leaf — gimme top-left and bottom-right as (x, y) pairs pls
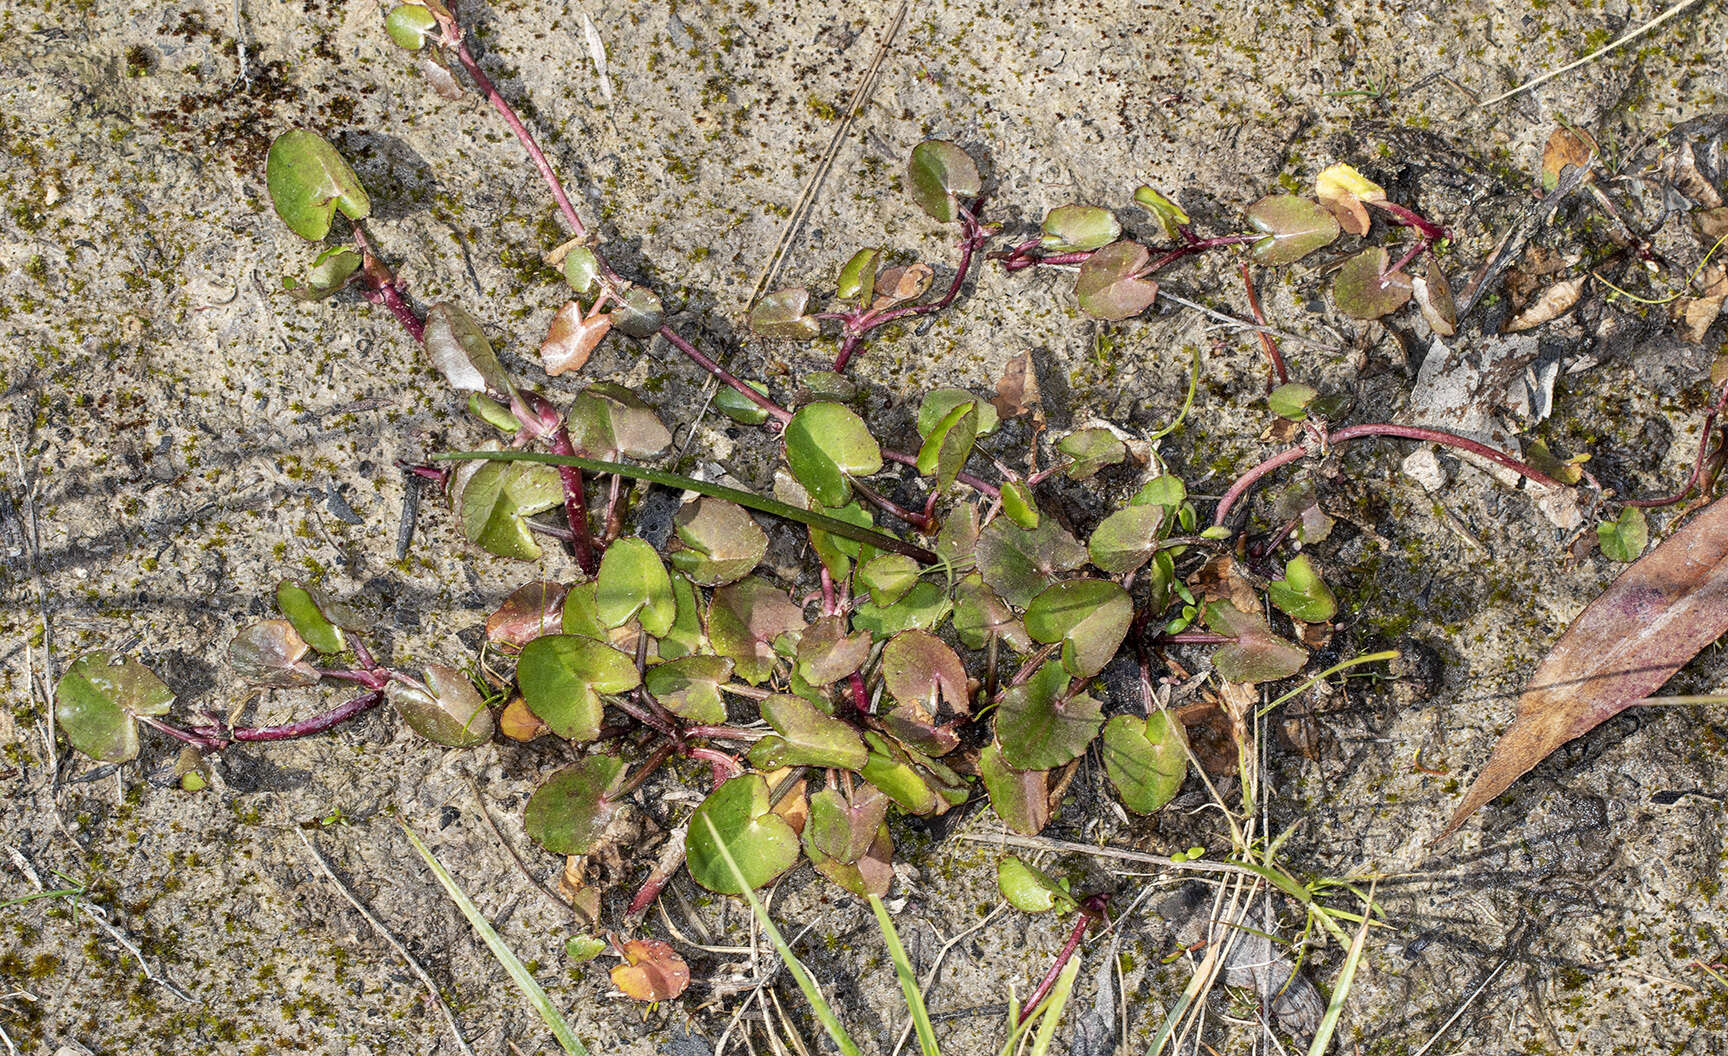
(1504, 275), (1586, 332)
(993, 350), (1046, 427)
(541, 301), (611, 377)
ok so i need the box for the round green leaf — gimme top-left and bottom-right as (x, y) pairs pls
(1597, 505), (1648, 562)
(917, 388), (998, 439)
(668, 498), (768, 587)
(714, 380), (773, 425)
(596, 537), (676, 637)
(54, 652), (174, 763)
(608, 283), (665, 339)
(1074, 241), (1159, 321)
(979, 743), (1050, 835)
(384, 4), (440, 49)
(283, 246), (362, 301)
(644, 654), (731, 723)
(1245, 194), (1340, 266)
(995, 660), (1103, 771)
(794, 615), (872, 686)
(759, 693), (868, 770)
(850, 580), (951, 638)
(881, 630), (968, 714)
(388, 664), (494, 747)
(1101, 713), (1187, 814)
(975, 517), (1087, 608)
(266, 130), (371, 241)
(804, 785), (890, 865)
(857, 553), (920, 607)
(565, 382), (672, 460)
(953, 572), (1030, 651)
(707, 577), (806, 684)
(783, 402), (881, 508)
(1040, 204), (1121, 252)
(562, 246), (602, 297)
(515, 634), (640, 742)
(749, 287), (821, 339)
(1268, 383), (1319, 422)
(454, 456), (564, 560)
(907, 139), (981, 223)
(524, 755), (627, 855)
(1057, 427), (1127, 480)
(1206, 602), (1308, 684)
(1025, 578), (1132, 678)
(685, 774), (801, 893)
(1087, 504), (1167, 575)
(1267, 554), (1338, 623)
(1332, 247), (1414, 320)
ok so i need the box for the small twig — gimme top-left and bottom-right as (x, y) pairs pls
(1408, 955), (1512, 1056)
(296, 829), (476, 1056)
(1156, 291), (1343, 352)
(468, 782), (576, 918)
(1479, 0), (1711, 106)
(747, 0), (909, 306)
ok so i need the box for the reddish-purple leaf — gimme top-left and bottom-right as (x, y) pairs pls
(1439, 495), (1728, 839)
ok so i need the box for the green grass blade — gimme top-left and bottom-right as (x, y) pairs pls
(1306, 881), (1377, 1056)
(435, 449), (936, 564)
(1028, 954), (1082, 1056)
(699, 815), (864, 1056)
(1142, 962), (1206, 1056)
(401, 825), (591, 1056)
(868, 894), (941, 1056)
(1255, 650), (1399, 719)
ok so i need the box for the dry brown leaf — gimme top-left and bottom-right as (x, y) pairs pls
(1438, 495), (1728, 840)
(1698, 207), (1728, 243)
(610, 938), (691, 1002)
(992, 350), (1046, 426)
(1504, 275), (1587, 332)
(869, 262), (934, 312)
(486, 580), (570, 647)
(1413, 256), (1457, 337)
(1541, 126), (1598, 191)
(498, 696), (549, 741)
(1672, 265), (1728, 343)
(540, 301), (611, 377)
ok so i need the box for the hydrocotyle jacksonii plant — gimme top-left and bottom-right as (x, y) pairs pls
(60, 0), (1669, 925)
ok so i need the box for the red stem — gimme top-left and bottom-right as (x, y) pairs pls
(448, 37), (589, 240)
(1211, 423), (1564, 528)
(1016, 899), (1105, 1026)
(657, 326), (791, 424)
(834, 212), (989, 372)
(1238, 262), (1288, 386)
(1626, 374), (1728, 507)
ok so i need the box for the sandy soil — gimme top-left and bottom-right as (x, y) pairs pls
(2, 1), (1725, 1053)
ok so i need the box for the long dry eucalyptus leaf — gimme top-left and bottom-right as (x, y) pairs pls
(1439, 494), (1728, 839)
